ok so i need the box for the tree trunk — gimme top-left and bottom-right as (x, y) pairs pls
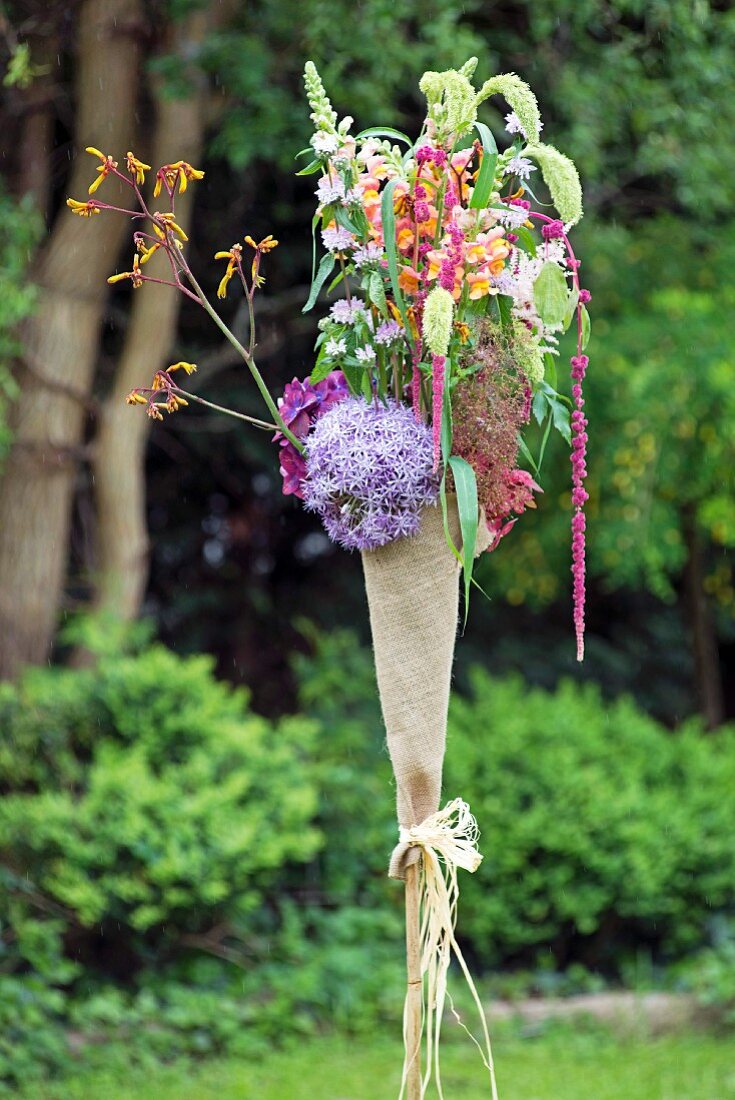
(16, 32), (59, 218)
(682, 505), (724, 729)
(90, 10), (211, 622)
(0, 0), (142, 680)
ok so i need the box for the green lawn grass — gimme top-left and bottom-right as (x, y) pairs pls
(18, 1028), (735, 1100)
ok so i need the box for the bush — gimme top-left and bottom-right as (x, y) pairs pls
(0, 643), (321, 1085)
(447, 673), (735, 968)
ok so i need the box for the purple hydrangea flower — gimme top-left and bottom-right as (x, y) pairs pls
(303, 397), (439, 550)
(275, 371), (350, 498)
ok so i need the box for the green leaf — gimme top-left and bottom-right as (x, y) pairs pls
(563, 288), (580, 332)
(340, 358), (363, 396)
(470, 122), (498, 210)
(534, 261), (569, 326)
(296, 158), (323, 176)
(368, 270), (387, 315)
(334, 207), (362, 235)
(309, 355), (337, 384)
(361, 370), (373, 400)
(514, 224), (537, 256)
(355, 126), (412, 145)
(537, 407), (554, 471)
(380, 179), (414, 348)
(548, 395), (571, 444)
(448, 456), (479, 626)
(310, 213), (320, 285)
(544, 353), (557, 389)
(532, 389), (547, 425)
(326, 269), (346, 295)
(302, 253), (336, 313)
(497, 293), (514, 331)
(517, 431), (541, 478)
(581, 305), (591, 350)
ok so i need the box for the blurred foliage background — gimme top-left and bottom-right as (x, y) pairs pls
(0, 0), (734, 1089)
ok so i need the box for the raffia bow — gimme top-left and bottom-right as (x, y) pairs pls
(398, 798), (498, 1100)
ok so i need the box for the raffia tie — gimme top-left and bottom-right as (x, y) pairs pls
(398, 798), (498, 1100)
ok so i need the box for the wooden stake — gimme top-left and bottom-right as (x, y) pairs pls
(405, 858), (422, 1100)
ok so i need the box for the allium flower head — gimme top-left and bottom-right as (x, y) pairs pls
(304, 397), (439, 550)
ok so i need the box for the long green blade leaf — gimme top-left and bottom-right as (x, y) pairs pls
(355, 126), (412, 145)
(303, 253), (335, 314)
(470, 122), (498, 210)
(380, 179), (414, 350)
(448, 455), (479, 626)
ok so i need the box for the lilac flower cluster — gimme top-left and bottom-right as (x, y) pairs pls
(352, 242), (383, 268)
(275, 371), (349, 498)
(374, 319), (402, 345)
(303, 397), (439, 550)
(330, 298), (365, 324)
(322, 225), (355, 252)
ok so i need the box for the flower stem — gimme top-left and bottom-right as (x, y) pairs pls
(182, 266), (305, 453)
(175, 389), (279, 431)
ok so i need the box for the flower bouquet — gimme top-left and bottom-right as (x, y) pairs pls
(69, 55), (589, 1098)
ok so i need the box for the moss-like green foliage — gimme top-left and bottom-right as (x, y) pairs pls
(475, 73), (542, 144)
(511, 321), (545, 387)
(525, 141), (584, 225)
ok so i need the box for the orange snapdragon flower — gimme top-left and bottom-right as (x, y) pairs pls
(467, 268), (493, 300)
(398, 265), (421, 296)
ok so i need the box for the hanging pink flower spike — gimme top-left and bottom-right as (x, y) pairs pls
(431, 354), (445, 472)
(531, 213), (590, 661)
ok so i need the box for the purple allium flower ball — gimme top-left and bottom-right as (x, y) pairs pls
(303, 397), (439, 551)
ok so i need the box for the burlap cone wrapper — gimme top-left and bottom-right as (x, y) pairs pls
(361, 497), (489, 879)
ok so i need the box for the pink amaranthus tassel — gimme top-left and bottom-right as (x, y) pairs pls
(533, 213), (591, 660)
(412, 347), (422, 423)
(570, 353), (589, 661)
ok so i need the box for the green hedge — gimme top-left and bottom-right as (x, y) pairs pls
(447, 673), (735, 966)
